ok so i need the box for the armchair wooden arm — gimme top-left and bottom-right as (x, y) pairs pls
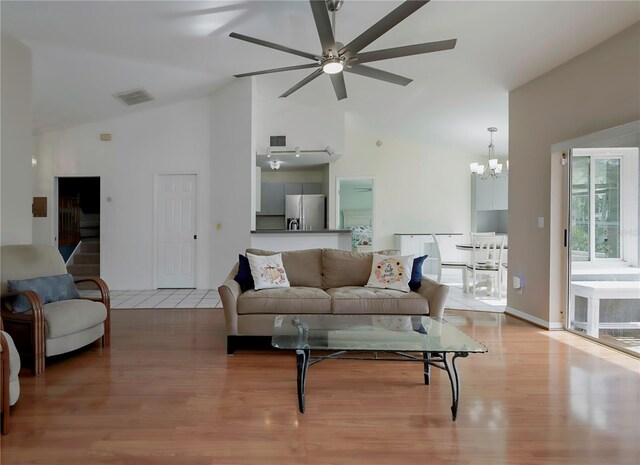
(0, 290), (46, 375)
(74, 277), (111, 347)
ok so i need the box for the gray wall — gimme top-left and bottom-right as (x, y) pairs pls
(508, 23), (640, 325)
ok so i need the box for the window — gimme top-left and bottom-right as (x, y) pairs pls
(571, 154), (622, 262)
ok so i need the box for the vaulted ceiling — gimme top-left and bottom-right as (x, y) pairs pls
(2, 1), (638, 155)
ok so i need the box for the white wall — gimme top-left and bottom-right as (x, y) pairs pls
(210, 79), (255, 285)
(508, 23), (640, 326)
(33, 98), (212, 290)
(1, 35), (33, 245)
(254, 95), (345, 155)
(330, 113), (477, 249)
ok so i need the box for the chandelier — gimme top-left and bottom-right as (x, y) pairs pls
(470, 127), (507, 179)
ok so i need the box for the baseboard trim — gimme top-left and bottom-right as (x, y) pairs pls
(505, 306), (563, 331)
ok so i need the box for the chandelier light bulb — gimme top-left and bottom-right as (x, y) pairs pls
(470, 162), (478, 173)
(489, 159), (498, 170)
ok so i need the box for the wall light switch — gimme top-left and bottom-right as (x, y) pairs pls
(537, 217), (544, 228)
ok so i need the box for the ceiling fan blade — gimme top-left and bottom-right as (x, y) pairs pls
(309, 0), (337, 55)
(234, 63), (319, 78)
(345, 64), (412, 86)
(229, 32), (318, 61)
(280, 68), (324, 98)
(330, 73), (347, 100)
(339, 0), (429, 58)
(353, 39), (457, 64)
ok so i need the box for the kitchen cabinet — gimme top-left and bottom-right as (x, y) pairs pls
(473, 175), (508, 211)
(257, 183), (286, 216)
(472, 175), (508, 233)
(267, 183), (285, 215)
(302, 182), (323, 195)
(284, 183), (302, 195)
(394, 234), (440, 279)
(492, 176), (508, 210)
(258, 182), (324, 216)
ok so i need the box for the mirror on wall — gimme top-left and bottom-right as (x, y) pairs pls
(336, 177), (374, 251)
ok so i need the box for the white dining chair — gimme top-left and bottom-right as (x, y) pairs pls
(467, 236), (506, 298)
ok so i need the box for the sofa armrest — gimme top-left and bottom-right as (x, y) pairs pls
(417, 277), (449, 319)
(218, 278), (242, 336)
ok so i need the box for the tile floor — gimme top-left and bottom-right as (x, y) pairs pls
(80, 289), (222, 309)
(83, 283), (503, 312)
(438, 271), (507, 312)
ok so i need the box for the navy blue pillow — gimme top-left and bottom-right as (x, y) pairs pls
(8, 273), (81, 313)
(233, 254), (255, 292)
(409, 255), (428, 291)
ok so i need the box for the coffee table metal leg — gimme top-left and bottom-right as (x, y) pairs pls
(443, 352), (468, 421)
(296, 348), (310, 413)
(423, 352), (431, 385)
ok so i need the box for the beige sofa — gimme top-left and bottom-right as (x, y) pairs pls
(219, 248), (449, 353)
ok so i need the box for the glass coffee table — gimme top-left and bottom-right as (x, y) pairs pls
(272, 315), (487, 421)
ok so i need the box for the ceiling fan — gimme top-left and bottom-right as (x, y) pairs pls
(230, 0), (457, 101)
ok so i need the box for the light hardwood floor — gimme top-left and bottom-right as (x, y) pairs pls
(1, 309), (638, 465)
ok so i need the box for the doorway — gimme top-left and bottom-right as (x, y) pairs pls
(55, 176), (100, 266)
(336, 177), (374, 251)
(155, 174), (197, 288)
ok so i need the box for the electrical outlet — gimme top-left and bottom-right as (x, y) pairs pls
(538, 217), (544, 228)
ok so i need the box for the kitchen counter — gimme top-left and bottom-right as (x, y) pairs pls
(250, 229), (352, 251)
(252, 229), (351, 234)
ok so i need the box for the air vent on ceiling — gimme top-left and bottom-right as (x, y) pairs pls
(113, 88), (154, 107)
(270, 135), (286, 147)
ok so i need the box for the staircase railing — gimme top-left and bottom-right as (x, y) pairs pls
(59, 196), (81, 246)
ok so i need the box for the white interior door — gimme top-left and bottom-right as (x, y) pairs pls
(157, 174), (197, 288)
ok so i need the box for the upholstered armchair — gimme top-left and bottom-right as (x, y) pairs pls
(0, 245), (110, 375)
(1, 317), (20, 434)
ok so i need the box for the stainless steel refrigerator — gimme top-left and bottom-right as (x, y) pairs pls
(285, 195), (325, 230)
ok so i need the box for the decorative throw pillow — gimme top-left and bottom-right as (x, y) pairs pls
(409, 255), (428, 291)
(233, 254), (255, 292)
(8, 273), (81, 313)
(366, 253), (414, 293)
(246, 253), (291, 290)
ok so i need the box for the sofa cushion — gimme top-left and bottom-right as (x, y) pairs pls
(246, 253), (290, 290)
(322, 249), (373, 289)
(327, 286), (429, 315)
(233, 254), (255, 291)
(42, 299), (107, 339)
(246, 248), (323, 288)
(366, 253), (414, 293)
(409, 255), (428, 291)
(237, 287), (331, 315)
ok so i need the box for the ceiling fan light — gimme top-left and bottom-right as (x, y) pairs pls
(322, 59), (344, 75)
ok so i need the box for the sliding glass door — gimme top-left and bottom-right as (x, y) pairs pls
(568, 147), (639, 355)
